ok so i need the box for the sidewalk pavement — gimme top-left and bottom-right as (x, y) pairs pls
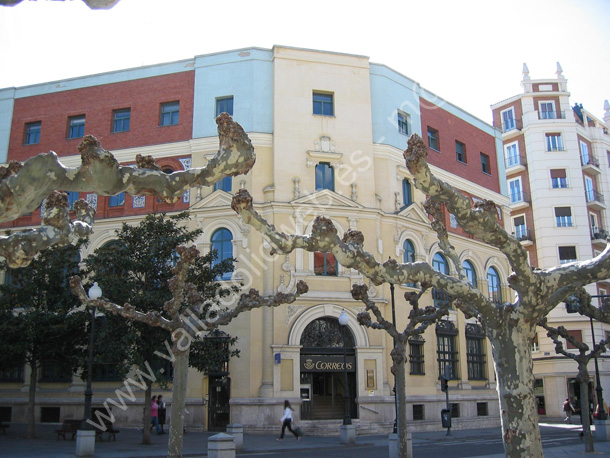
(1, 422), (610, 457)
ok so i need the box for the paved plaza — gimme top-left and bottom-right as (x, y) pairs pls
(1, 421), (609, 457)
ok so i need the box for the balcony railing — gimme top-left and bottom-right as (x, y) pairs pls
(591, 227), (609, 241)
(505, 155), (526, 169)
(509, 190), (530, 205)
(512, 229), (534, 242)
(537, 110), (567, 120)
(581, 154), (600, 168)
(586, 190), (605, 205)
(497, 119), (523, 133)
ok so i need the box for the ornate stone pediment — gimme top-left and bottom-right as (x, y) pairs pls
(292, 188), (363, 209)
(397, 203), (430, 224)
(190, 190), (233, 209)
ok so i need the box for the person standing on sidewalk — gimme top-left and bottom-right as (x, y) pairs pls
(157, 395), (167, 434)
(277, 400), (300, 441)
(150, 396), (162, 435)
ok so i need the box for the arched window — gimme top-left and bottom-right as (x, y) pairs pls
(487, 267), (502, 304)
(214, 176), (232, 192)
(403, 239), (416, 287)
(462, 260), (477, 286)
(300, 317), (354, 349)
(432, 253), (449, 307)
(432, 253), (448, 274)
(315, 162), (334, 191)
(211, 228), (233, 280)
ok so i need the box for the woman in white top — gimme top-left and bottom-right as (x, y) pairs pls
(277, 400), (300, 441)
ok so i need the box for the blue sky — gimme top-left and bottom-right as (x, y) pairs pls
(1, 0), (608, 123)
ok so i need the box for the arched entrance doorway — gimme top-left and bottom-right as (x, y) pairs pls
(299, 317), (357, 420)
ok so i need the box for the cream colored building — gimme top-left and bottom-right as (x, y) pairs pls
(0, 46), (509, 434)
(492, 64), (610, 419)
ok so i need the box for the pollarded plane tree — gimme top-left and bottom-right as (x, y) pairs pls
(0, 113), (255, 268)
(71, 245), (309, 458)
(352, 281), (449, 457)
(539, 291), (610, 454)
(231, 134), (610, 458)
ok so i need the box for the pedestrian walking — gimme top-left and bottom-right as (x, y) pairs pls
(150, 395), (162, 435)
(276, 400), (300, 441)
(563, 397), (575, 424)
(157, 395), (166, 434)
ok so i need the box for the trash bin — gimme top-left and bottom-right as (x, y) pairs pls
(441, 409), (451, 428)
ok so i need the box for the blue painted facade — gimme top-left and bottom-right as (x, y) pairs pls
(193, 48), (273, 139)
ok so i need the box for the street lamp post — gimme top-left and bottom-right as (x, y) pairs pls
(338, 309), (351, 426)
(84, 282), (102, 428)
(389, 283), (398, 434)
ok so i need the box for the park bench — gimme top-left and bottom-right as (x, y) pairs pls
(55, 419), (82, 440)
(93, 419), (120, 441)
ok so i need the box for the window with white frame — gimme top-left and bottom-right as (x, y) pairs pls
(546, 133), (564, 151)
(512, 215), (527, 240)
(554, 207), (573, 227)
(504, 142), (519, 168)
(501, 107), (516, 132)
(550, 169), (567, 188)
(397, 110), (410, 135)
(558, 246), (577, 264)
(539, 101), (556, 119)
(585, 176), (595, 202)
(580, 141), (590, 165)
(508, 177), (523, 203)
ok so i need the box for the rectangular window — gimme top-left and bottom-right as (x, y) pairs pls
(315, 162), (334, 191)
(436, 333), (458, 379)
(409, 340), (425, 375)
(513, 215), (527, 240)
(501, 107), (516, 132)
(160, 101), (180, 126)
(508, 178), (523, 203)
(427, 127), (439, 151)
(450, 403), (460, 418)
(546, 133), (564, 151)
(112, 108), (131, 133)
(0, 365), (24, 383)
(313, 92), (334, 116)
(40, 360), (72, 382)
(214, 176), (232, 192)
(477, 402), (489, 417)
(402, 178), (413, 208)
(216, 96), (234, 117)
(480, 153), (490, 174)
(92, 363), (123, 382)
(466, 337), (486, 380)
(566, 330), (583, 349)
(67, 115), (85, 139)
(24, 121), (41, 145)
(314, 251), (337, 276)
(108, 192), (125, 207)
(539, 101), (556, 119)
(397, 110), (410, 135)
(456, 141), (466, 163)
(67, 191), (79, 210)
(558, 246), (577, 264)
(580, 141), (590, 165)
(550, 169), (567, 188)
(555, 207), (573, 227)
(585, 176), (596, 202)
(40, 407), (60, 423)
(412, 404), (424, 421)
(505, 142), (519, 167)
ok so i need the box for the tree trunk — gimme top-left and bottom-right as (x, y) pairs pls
(393, 340), (410, 458)
(142, 384), (152, 445)
(488, 323), (543, 457)
(27, 363), (38, 439)
(168, 347), (189, 458)
(577, 366), (594, 453)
